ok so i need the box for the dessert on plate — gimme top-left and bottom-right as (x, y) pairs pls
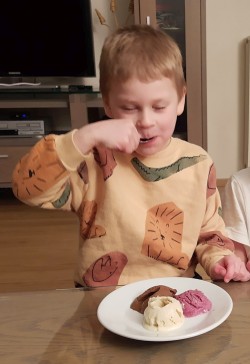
(130, 283), (213, 331)
(143, 296), (185, 332)
(175, 289), (212, 317)
(130, 284), (177, 314)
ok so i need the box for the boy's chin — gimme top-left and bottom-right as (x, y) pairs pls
(135, 147), (160, 157)
(135, 141), (170, 157)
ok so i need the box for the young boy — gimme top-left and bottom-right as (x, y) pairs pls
(12, 25), (250, 287)
(222, 167), (250, 271)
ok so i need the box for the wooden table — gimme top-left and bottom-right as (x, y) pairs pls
(1, 282), (250, 364)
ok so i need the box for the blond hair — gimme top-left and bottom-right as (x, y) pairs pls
(99, 24), (186, 100)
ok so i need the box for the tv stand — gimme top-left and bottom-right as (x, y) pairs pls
(0, 85), (62, 93)
(0, 84), (94, 92)
(0, 89), (103, 187)
(68, 85), (93, 92)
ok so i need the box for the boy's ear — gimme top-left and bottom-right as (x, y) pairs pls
(103, 97), (113, 118)
(177, 89), (186, 116)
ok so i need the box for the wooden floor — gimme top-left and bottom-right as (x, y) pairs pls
(0, 189), (79, 293)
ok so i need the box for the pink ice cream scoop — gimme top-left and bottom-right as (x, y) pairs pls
(175, 289), (212, 317)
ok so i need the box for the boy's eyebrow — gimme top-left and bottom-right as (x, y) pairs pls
(117, 97), (168, 103)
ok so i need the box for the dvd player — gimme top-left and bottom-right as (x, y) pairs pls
(0, 120), (45, 136)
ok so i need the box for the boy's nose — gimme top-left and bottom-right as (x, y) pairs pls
(137, 110), (153, 128)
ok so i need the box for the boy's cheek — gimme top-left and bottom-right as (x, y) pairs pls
(115, 111), (135, 121)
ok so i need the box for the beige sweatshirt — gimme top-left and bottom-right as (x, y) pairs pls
(12, 131), (234, 287)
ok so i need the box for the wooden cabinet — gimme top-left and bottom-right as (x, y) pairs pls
(0, 91), (103, 187)
(0, 144), (31, 185)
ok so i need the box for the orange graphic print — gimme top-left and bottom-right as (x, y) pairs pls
(93, 146), (117, 180)
(78, 200), (106, 239)
(83, 252), (128, 287)
(12, 135), (67, 200)
(141, 202), (189, 269)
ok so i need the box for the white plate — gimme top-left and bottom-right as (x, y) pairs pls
(97, 277), (233, 341)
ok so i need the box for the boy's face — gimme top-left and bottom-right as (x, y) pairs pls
(103, 77), (185, 157)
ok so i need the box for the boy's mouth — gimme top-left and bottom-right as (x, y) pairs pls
(140, 137), (154, 144)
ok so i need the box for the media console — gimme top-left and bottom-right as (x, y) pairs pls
(0, 84), (93, 93)
(0, 89), (103, 188)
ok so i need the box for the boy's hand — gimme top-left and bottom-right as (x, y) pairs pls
(210, 255), (250, 283)
(246, 260), (250, 272)
(74, 119), (140, 155)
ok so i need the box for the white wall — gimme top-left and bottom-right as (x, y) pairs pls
(205, 0), (250, 178)
(83, 0), (134, 90)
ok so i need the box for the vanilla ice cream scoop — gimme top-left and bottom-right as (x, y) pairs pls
(143, 296), (185, 332)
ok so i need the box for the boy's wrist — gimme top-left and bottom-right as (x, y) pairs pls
(73, 124), (96, 155)
(56, 131), (86, 170)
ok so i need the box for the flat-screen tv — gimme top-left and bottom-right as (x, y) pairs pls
(0, 0), (96, 78)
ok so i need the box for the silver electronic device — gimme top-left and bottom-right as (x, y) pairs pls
(0, 119), (45, 136)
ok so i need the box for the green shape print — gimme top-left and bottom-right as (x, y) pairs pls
(131, 154), (207, 182)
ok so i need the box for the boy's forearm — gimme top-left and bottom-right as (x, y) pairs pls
(73, 123), (97, 155)
(72, 120), (111, 155)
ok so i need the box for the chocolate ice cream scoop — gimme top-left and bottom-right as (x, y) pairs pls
(130, 285), (177, 314)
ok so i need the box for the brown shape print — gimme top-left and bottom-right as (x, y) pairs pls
(78, 200), (106, 239)
(198, 231), (234, 252)
(141, 202), (189, 270)
(12, 135), (67, 200)
(83, 252), (128, 287)
(207, 163), (217, 198)
(93, 146), (117, 180)
(77, 161), (89, 184)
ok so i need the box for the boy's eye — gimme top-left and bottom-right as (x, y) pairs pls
(121, 106), (137, 111)
(153, 106), (166, 110)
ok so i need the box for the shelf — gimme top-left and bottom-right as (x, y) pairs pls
(0, 100), (68, 109)
(0, 87), (100, 95)
(0, 91), (104, 187)
(86, 97), (103, 108)
(0, 136), (42, 147)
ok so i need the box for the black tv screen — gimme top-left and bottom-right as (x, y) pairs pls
(0, 0), (96, 78)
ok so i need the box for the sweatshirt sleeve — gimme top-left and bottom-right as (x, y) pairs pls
(195, 164), (235, 277)
(12, 130), (87, 211)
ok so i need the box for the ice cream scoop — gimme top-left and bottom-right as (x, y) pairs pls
(130, 285), (177, 314)
(143, 296), (185, 332)
(175, 289), (212, 317)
